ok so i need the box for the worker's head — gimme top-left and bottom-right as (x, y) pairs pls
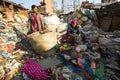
(71, 19), (78, 28)
(31, 5), (38, 13)
(9, 4), (13, 10)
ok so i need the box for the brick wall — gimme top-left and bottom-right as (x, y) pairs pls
(44, 0), (54, 14)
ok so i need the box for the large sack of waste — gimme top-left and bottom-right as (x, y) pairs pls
(43, 15), (60, 25)
(0, 67), (5, 80)
(43, 15), (60, 31)
(46, 24), (58, 31)
(57, 23), (67, 33)
(47, 23), (67, 32)
(28, 32), (57, 54)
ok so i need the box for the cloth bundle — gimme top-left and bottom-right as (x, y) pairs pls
(21, 59), (50, 80)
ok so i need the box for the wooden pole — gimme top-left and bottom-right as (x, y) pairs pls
(3, 0), (6, 7)
(73, 0), (75, 10)
(62, 0), (64, 11)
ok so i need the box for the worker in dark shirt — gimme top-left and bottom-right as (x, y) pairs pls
(67, 19), (81, 35)
(66, 19), (85, 45)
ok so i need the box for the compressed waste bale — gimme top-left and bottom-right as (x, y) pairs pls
(0, 13), (3, 20)
(77, 19), (83, 25)
(71, 11), (82, 20)
(112, 37), (120, 43)
(80, 8), (97, 20)
(43, 15), (60, 32)
(28, 32), (57, 53)
(82, 23), (93, 31)
(0, 67), (5, 80)
(99, 37), (112, 45)
(81, 16), (88, 22)
(75, 45), (87, 52)
(43, 15), (60, 25)
(57, 23), (67, 33)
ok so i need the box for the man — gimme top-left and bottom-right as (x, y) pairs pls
(39, 2), (47, 15)
(4, 4), (14, 21)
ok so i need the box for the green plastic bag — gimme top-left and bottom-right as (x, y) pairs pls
(95, 64), (104, 80)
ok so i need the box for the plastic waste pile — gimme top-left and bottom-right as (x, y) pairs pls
(0, 20), (35, 80)
(0, 18), (59, 80)
(0, 11), (120, 80)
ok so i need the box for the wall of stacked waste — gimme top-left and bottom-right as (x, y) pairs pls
(60, 8), (97, 26)
(0, 18), (36, 79)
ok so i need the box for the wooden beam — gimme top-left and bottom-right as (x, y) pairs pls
(3, 0), (6, 7)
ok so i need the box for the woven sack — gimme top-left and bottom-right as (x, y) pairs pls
(28, 32), (57, 53)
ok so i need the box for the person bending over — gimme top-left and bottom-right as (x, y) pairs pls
(66, 19), (85, 45)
